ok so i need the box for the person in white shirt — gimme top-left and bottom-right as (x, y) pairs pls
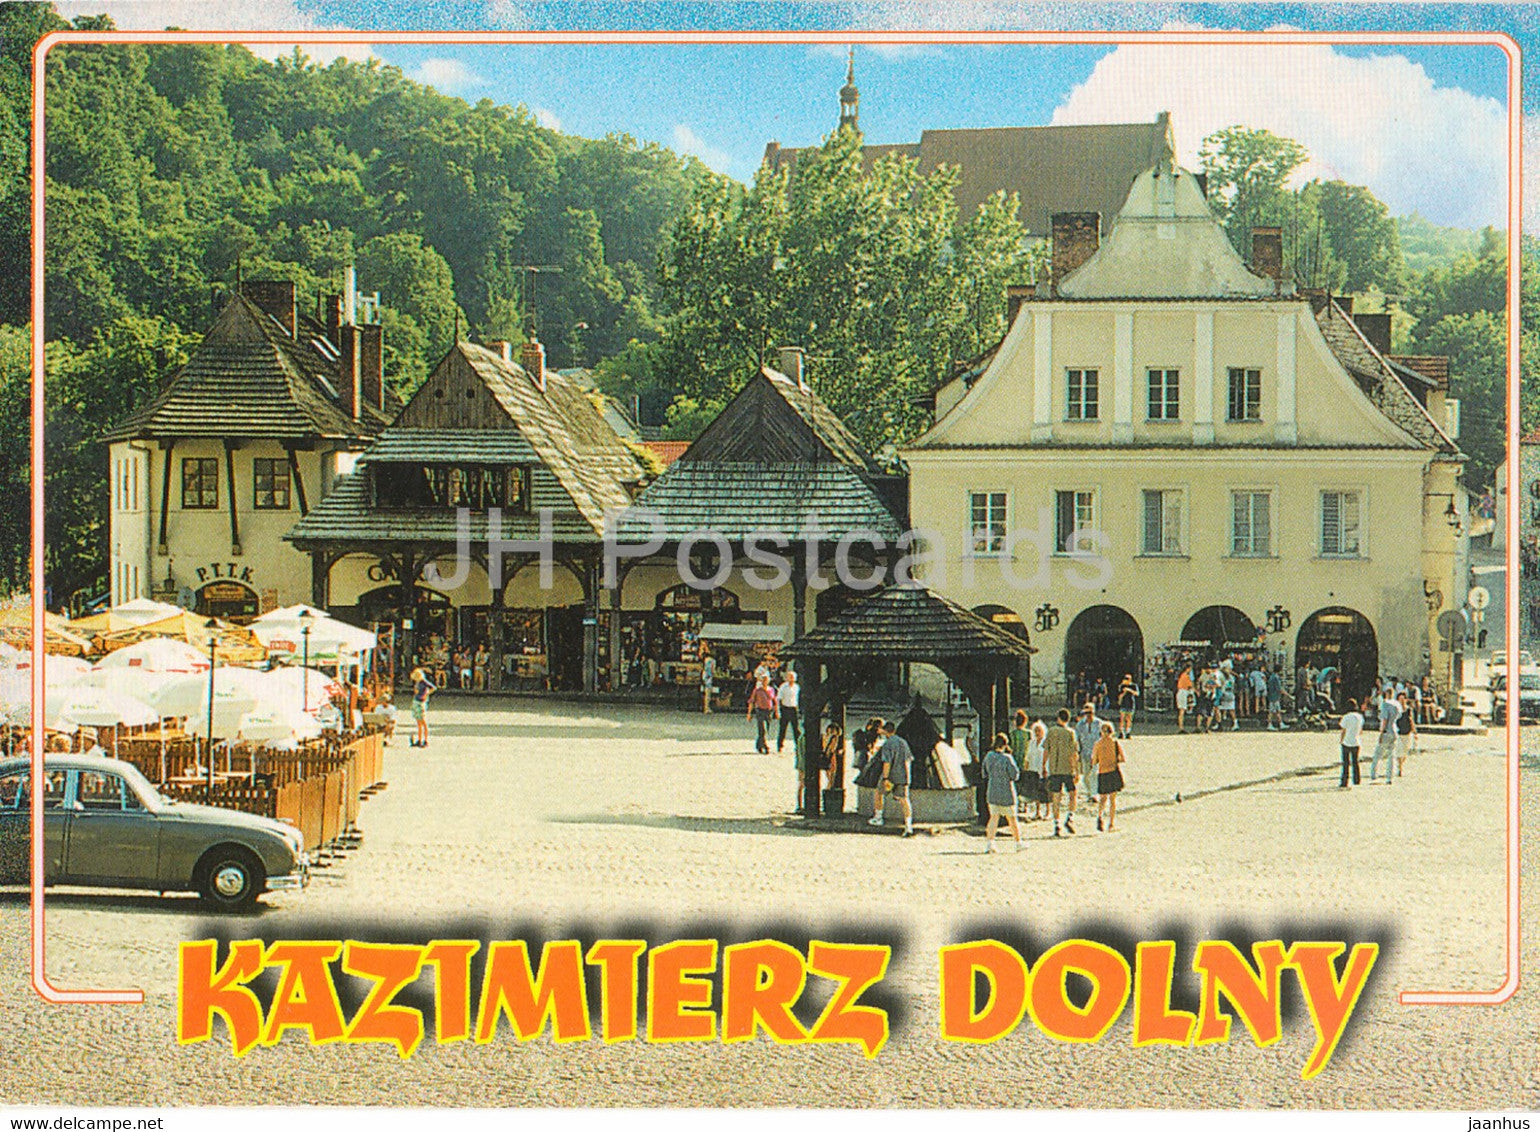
(776, 670), (801, 754)
(1338, 698), (1365, 789)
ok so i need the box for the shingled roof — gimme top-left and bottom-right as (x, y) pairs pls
(1315, 300), (1462, 457)
(287, 340), (645, 547)
(764, 115), (1172, 235)
(612, 461), (902, 544)
(681, 366), (885, 476)
(104, 294), (395, 443)
(781, 584), (1037, 662)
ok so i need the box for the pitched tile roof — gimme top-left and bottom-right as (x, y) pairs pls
(765, 116), (1172, 234)
(781, 584), (1036, 662)
(613, 460), (902, 544)
(104, 294), (395, 442)
(1315, 300), (1461, 456)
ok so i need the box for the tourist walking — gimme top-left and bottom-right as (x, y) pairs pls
(1025, 718), (1048, 820)
(852, 716), (882, 773)
(982, 733), (1022, 852)
(1339, 696), (1364, 788)
(1217, 665), (1239, 730)
(1092, 721), (1126, 832)
(409, 666), (436, 748)
(1074, 701), (1104, 806)
(746, 674), (777, 752)
(1176, 664), (1195, 733)
(1197, 666), (1218, 732)
(1117, 674), (1138, 739)
(868, 720), (914, 836)
(1395, 691), (1417, 776)
(1007, 710), (1030, 815)
(1370, 688), (1401, 785)
(700, 646), (717, 714)
(1044, 708), (1080, 836)
(776, 669), (801, 753)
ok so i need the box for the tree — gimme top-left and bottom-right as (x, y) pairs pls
(655, 127), (1037, 446)
(1305, 180), (1406, 295)
(1199, 126), (1308, 255)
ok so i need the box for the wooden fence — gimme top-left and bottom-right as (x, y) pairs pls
(122, 726), (386, 853)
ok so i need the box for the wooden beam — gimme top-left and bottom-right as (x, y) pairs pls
(223, 439), (241, 555)
(156, 440), (174, 555)
(286, 446), (309, 516)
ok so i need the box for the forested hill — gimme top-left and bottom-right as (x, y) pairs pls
(0, 5), (716, 388)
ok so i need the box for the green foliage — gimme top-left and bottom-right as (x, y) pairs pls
(0, 4), (711, 597)
(1398, 213), (1483, 276)
(655, 128), (1036, 446)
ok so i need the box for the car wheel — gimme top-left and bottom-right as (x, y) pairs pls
(196, 847), (265, 911)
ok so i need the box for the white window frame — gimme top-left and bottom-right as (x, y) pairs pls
(967, 490), (1009, 557)
(1053, 488), (1098, 556)
(1320, 488), (1366, 559)
(1139, 487), (1187, 557)
(1226, 367), (1263, 423)
(1146, 368), (1181, 422)
(1230, 488), (1275, 558)
(1065, 368), (1100, 421)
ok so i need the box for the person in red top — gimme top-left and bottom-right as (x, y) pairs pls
(746, 673), (779, 754)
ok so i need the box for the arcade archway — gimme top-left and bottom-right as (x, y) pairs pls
(1180, 605), (1259, 656)
(1065, 605), (1143, 699)
(1295, 607), (1378, 705)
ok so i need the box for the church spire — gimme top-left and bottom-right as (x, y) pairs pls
(838, 47), (859, 134)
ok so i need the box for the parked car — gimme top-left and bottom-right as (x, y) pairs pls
(1491, 668), (1540, 725)
(0, 754), (308, 909)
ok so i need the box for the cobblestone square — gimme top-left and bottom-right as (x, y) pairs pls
(0, 698), (1534, 1107)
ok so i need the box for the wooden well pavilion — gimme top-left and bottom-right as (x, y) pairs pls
(781, 582), (1036, 817)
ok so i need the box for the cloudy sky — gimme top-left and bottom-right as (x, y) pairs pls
(49, 1), (1527, 231)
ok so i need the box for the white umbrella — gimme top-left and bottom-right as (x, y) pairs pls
(0, 669), (29, 718)
(236, 705), (324, 744)
(109, 597), (185, 625)
(265, 666), (340, 715)
(96, 637), (210, 673)
(252, 615), (375, 663)
(45, 685), (159, 730)
(253, 603), (331, 623)
(81, 665), (177, 705)
(150, 668), (272, 720)
(0, 642), (22, 668)
(43, 655), (95, 687)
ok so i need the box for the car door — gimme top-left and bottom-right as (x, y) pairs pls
(62, 769), (161, 886)
(0, 769), (68, 884)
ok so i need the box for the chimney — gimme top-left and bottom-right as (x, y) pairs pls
(325, 294), (344, 344)
(778, 345), (806, 388)
(360, 323), (384, 411)
(1005, 283), (1034, 327)
(484, 340), (514, 364)
(1353, 312), (1392, 356)
(344, 265), (357, 326)
(338, 324), (362, 421)
(1251, 227), (1283, 282)
(1051, 212), (1100, 289)
(522, 336), (546, 393)
(240, 279), (297, 338)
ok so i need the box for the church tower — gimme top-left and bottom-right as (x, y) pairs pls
(838, 48), (859, 133)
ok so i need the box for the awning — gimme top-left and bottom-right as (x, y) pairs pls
(699, 623), (788, 644)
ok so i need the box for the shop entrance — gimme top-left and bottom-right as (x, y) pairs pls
(1064, 605), (1143, 701)
(195, 580), (259, 622)
(1295, 607), (1378, 705)
(547, 604), (587, 691)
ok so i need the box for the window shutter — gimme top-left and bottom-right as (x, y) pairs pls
(1254, 494), (1271, 554)
(1322, 491), (1340, 555)
(1143, 490), (1161, 554)
(1164, 491), (1182, 554)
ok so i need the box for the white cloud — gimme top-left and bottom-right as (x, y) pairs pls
(408, 57), (483, 93)
(672, 124), (734, 173)
(1051, 38), (1508, 229)
(533, 106), (563, 132)
(51, 1), (377, 64)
